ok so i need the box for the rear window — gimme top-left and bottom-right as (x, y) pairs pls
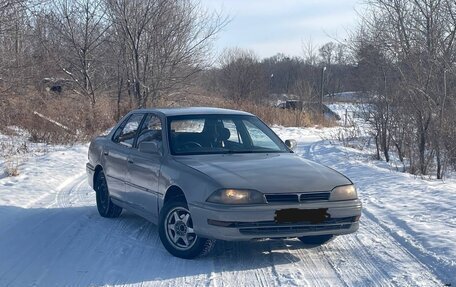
(170, 119), (205, 133)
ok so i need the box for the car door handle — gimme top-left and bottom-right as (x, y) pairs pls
(128, 159), (134, 164)
(103, 151), (109, 156)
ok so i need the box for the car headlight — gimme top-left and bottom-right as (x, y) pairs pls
(330, 185), (358, 201)
(206, 189), (266, 205)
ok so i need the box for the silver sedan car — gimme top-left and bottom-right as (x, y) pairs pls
(86, 107), (362, 259)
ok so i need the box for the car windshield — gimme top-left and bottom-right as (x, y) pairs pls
(168, 115), (289, 155)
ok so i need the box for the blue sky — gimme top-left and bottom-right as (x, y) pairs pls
(200, 0), (361, 59)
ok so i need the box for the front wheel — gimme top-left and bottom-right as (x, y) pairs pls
(298, 235), (335, 248)
(95, 170), (122, 218)
(159, 201), (214, 259)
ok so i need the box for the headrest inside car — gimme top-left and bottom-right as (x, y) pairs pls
(219, 127), (230, 141)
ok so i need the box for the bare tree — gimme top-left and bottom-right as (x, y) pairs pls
(302, 37), (318, 66)
(319, 42), (337, 66)
(107, 0), (227, 107)
(0, 0), (32, 94)
(47, 0), (110, 106)
(217, 48), (265, 104)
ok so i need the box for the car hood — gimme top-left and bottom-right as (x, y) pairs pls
(174, 153), (351, 193)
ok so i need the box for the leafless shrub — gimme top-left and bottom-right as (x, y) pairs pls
(4, 157), (20, 176)
(0, 134), (29, 177)
(353, 0), (456, 178)
(321, 121), (366, 150)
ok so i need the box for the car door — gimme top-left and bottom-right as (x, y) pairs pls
(125, 113), (163, 221)
(104, 113), (145, 201)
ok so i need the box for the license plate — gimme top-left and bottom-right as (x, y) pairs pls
(275, 208), (329, 224)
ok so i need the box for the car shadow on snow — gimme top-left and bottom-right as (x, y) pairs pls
(0, 205), (306, 286)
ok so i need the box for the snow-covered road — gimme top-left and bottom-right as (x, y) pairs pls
(0, 128), (453, 286)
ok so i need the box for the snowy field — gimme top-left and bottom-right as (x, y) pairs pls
(0, 124), (455, 286)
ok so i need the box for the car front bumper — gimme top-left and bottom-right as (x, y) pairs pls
(189, 199), (362, 241)
(86, 163), (95, 189)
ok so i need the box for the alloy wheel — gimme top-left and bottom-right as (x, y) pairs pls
(165, 207), (197, 251)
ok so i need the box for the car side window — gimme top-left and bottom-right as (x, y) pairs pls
(113, 113), (144, 147)
(243, 119), (278, 149)
(136, 114), (163, 148)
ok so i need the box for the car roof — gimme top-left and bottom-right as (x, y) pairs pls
(131, 107), (254, 117)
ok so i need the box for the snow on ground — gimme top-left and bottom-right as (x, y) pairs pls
(274, 126), (456, 285)
(324, 91), (366, 102)
(0, 123), (455, 286)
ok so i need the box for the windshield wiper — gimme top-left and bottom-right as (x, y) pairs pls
(220, 150), (283, 154)
(174, 149), (285, 155)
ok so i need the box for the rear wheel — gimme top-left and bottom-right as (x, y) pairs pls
(298, 235), (335, 248)
(95, 170), (122, 218)
(159, 200), (214, 259)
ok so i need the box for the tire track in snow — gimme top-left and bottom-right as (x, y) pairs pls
(362, 208), (453, 284)
(55, 173), (90, 208)
(302, 139), (443, 286)
(210, 240), (279, 287)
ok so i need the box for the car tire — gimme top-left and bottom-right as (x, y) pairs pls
(95, 170), (122, 218)
(159, 200), (215, 259)
(298, 234), (335, 248)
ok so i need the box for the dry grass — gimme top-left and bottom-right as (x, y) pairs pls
(0, 89), (336, 147)
(156, 92), (337, 128)
(1, 93), (119, 144)
(223, 101), (334, 127)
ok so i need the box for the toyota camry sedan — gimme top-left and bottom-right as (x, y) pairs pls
(86, 107), (362, 259)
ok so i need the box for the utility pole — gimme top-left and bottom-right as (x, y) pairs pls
(320, 66), (327, 115)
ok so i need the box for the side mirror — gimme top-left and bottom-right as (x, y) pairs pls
(138, 141), (161, 155)
(285, 139), (297, 151)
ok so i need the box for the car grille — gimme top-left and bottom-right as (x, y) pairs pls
(300, 192), (330, 201)
(265, 192), (330, 203)
(239, 223), (352, 235)
(234, 216), (356, 227)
